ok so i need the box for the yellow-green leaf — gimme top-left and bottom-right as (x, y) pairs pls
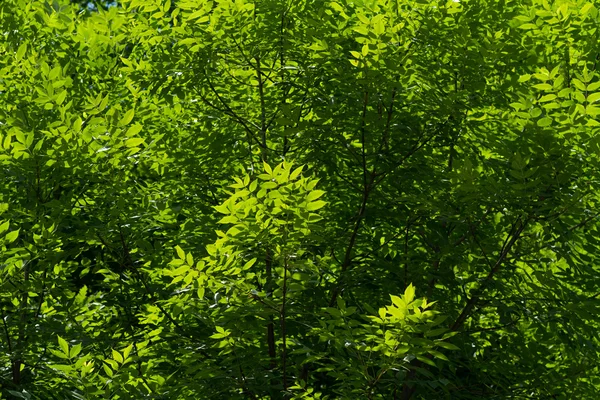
(306, 190), (325, 202)
(58, 336), (69, 356)
(5, 229), (19, 243)
(55, 90), (67, 105)
(125, 138), (145, 147)
(587, 92), (600, 103)
(537, 117), (552, 127)
(112, 349), (124, 364)
(532, 83), (553, 91)
(404, 283), (415, 304)
(16, 43), (27, 60)
(119, 109), (135, 126)
(306, 200), (326, 211)
(126, 123), (143, 137)
(175, 245), (185, 259)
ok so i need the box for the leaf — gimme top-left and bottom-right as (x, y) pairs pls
(330, 2), (344, 13)
(532, 83), (553, 91)
(5, 229), (19, 243)
(588, 81), (600, 91)
(538, 94), (556, 102)
(214, 203), (230, 214)
(49, 65), (61, 80)
(572, 79), (587, 91)
(517, 23), (537, 30)
(55, 90), (67, 105)
(72, 117), (83, 132)
(123, 344), (133, 360)
(518, 74), (531, 82)
(424, 328), (447, 337)
(70, 343), (82, 358)
(537, 117), (553, 127)
(435, 341), (460, 350)
(427, 350), (449, 361)
(289, 165), (304, 180)
(361, 44), (369, 57)
(125, 138), (145, 147)
(587, 92), (600, 103)
(119, 109), (135, 126)
(0, 221), (9, 234)
(58, 336), (69, 356)
(102, 363), (114, 377)
(586, 105), (600, 116)
(112, 349), (124, 364)
(243, 258), (257, 270)
(404, 284), (416, 303)
(263, 162), (273, 175)
(306, 200), (326, 211)
(306, 190), (325, 202)
(188, 10), (207, 20)
(416, 355), (437, 367)
(126, 123), (143, 137)
(581, 3), (594, 15)
(175, 245), (185, 259)
(16, 43), (27, 60)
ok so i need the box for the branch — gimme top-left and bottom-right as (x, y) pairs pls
(450, 216), (528, 332)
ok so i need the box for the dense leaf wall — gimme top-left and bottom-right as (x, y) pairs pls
(1, 0), (600, 398)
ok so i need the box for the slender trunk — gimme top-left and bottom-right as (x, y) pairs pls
(14, 261), (29, 385)
(256, 55), (268, 162)
(329, 90), (372, 306)
(280, 258), (288, 390)
(265, 250), (277, 369)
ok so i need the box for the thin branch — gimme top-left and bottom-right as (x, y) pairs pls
(450, 216), (528, 332)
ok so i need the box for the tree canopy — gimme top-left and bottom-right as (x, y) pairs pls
(1, 0), (600, 398)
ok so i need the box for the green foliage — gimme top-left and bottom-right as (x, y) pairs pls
(1, 0), (600, 398)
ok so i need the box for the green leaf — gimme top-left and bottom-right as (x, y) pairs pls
(290, 165), (304, 180)
(435, 341), (460, 350)
(518, 74), (531, 82)
(125, 138), (145, 147)
(126, 123), (143, 137)
(175, 246), (185, 259)
(123, 344), (133, 360)
(5, 229), (19, 243)
(58, 336), (69, 356)
(517, 23), (537, 30)
(532, 83), (553, 91)
(16, 43), (27, 61)
(587, 92), (600, 103)
(538, 94), (556, 102)
(404, 283), (415, 304)
(427, 350), (449, 361)
(243, 258), (257, 270)
(586, 105), (600, 116)
(112, 349), (124, 364)
(306, 200), (326, 211)
(70, 343), (82, 358)
(119, 109), (135, 126)
(263, 162), (273, 175)
(537, 117), (553, 127)
(55, 90), (67, 105)
(416, 355), (437, 367)
(306, 190), (325, 202)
